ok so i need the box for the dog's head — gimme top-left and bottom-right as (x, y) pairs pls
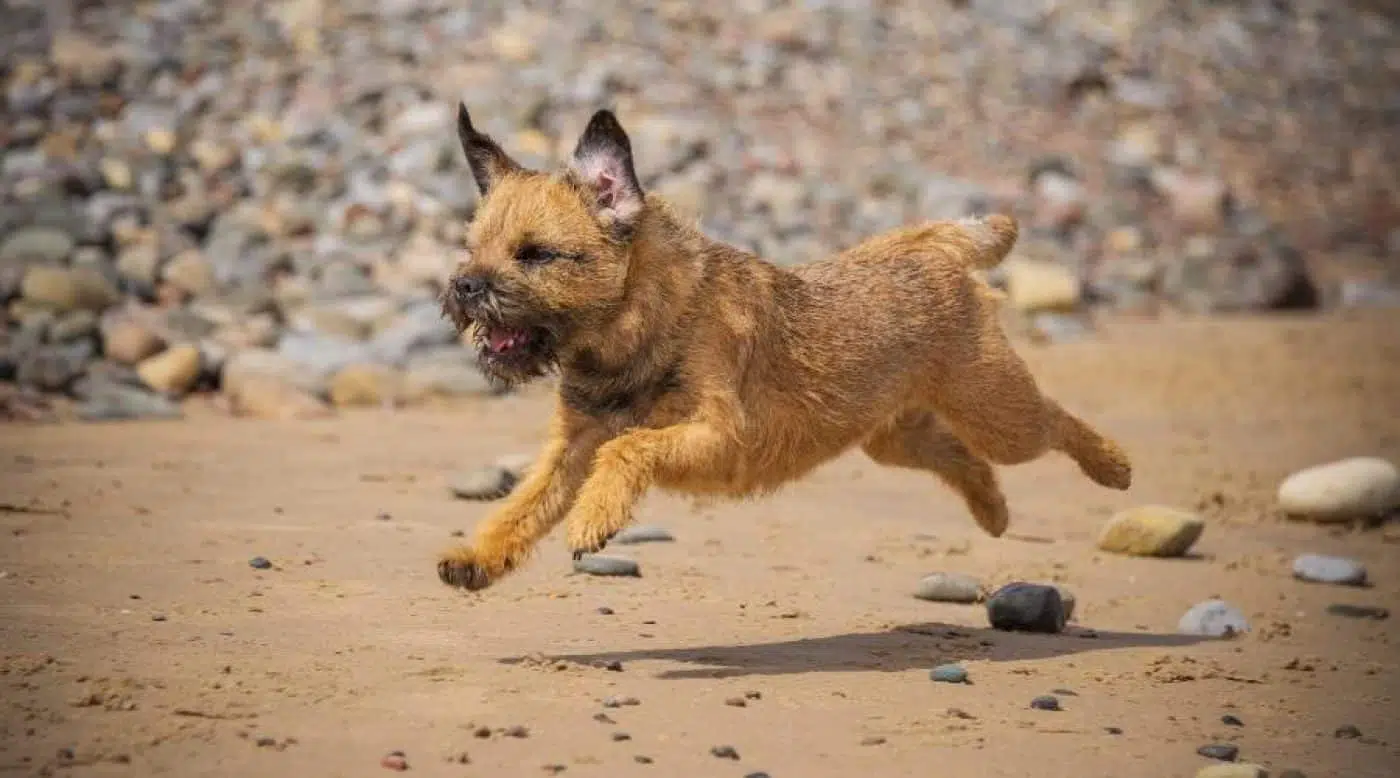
(441, 105), (647, 388)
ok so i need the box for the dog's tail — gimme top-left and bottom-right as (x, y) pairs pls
(953, 214), (1019, 270)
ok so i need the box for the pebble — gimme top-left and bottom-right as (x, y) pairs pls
(249, 557), (272, 570)
(1222, 714), (1244, 727)
(860, 736), (886, 746)
(1178, 599), (1250, 637)
(1291, 554), (1367, 587)
(744, 774), (772, 778)
(611, 525), (675, 545)
(710, 745), (740, 760)
(1197, 744), (1239, 761)
(1097, 505), (1205, 557)
(1325, 603), (1389, 620)
(1334, 724), (1362, 739)
(226, 375), (334, 420)
(1029, 695), (1061, 711)
(1196, 766), (1269, 778)
(101, 319), (166, 365)
(986, 582), (1068, 633)
(329, 363), (404, 407)
(573, 555), (641, 578)
(136, 345), (202, 395)
(1003, 257), (1082, 313)
(725, 697), (747, 707)
(633, 756), (652, 765)
(0, 226), (76, 264)
(449, 466), (518, 501)
(914, 572), (984, 603)
(72, 379), (182, 422)
(380, 751), (409, 771)
(611, 732), (630, 741)
(602, 696), (640, 708)
(1277, 457), (1400, 522)
(929, 664), (969, 684)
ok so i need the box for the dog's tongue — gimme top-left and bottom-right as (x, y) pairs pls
(488, 327), (527, 353)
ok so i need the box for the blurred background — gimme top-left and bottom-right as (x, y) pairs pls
(1, 0), (1397, 422)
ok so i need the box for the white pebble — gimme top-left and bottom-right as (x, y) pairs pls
(1277, 457), (1400, 522)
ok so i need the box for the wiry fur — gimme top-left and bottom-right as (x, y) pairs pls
(437, 105), (1133, 591)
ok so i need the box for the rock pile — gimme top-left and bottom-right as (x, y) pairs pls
(3, 0), (1398, 421)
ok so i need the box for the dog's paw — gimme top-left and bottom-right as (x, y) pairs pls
(565, 519), (618, 560)
(437, 547), (498, 591)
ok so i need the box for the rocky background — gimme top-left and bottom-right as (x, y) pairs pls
(1, 0), (1397, 423)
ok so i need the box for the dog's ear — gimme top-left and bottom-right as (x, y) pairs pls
(456, 103), (522, 195)
(568, 109), (644, 234)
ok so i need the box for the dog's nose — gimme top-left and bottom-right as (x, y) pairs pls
(453, 274), (490, 299)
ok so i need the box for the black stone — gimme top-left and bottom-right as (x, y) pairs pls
(1222, 714), (1244, 727)
(710, 745), (740, 760)
(1334, 724), (1362, 739)
(1325, 604), (1389, 620)
(1030, 695), (1061, 711)
(1197, 744), (1239, 761)
(249, 556), (272, 570)
(987, 583), (1067, 633)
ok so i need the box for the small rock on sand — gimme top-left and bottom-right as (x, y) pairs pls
(1277, 457), (1400, 522)
(1197, 743), (1240, 761)
(1291, 554), (1367, 586)
(930, 664), (969, 684)
(573, 555), (641, 578)
(1196, 765), (1269, 778)
(914, 572), (984, 603)
(1178, 599), (1249, 637)
(136, 345), (201, 395)
(611, 525), (675, 544)
(1097, 505), (1205, 557)
(449, 465), (517, 501)
(987, 582), (1067, 633)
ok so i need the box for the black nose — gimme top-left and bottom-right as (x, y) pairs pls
(453, 274), (490, 299)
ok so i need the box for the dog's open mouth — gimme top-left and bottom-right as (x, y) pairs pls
(484, 325), (538, 356)
(471, 322), (558, 387)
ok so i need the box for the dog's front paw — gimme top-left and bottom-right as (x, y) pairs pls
(437, 546), (502, 591)
(565, 512), (621, 560)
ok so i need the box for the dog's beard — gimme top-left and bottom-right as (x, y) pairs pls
(439, 287), (562, 391)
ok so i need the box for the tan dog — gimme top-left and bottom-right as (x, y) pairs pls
(437, 105), (1132, 591)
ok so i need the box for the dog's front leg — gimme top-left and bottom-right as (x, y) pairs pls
(439, 417), (609, 590)
(564, 419), (727, 557)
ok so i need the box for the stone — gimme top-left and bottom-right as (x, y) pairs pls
(1178, 599), (1249, 637)
(1324, 604), (1389, 620)
(16, 342), (93, 392)
(20, 266), (118, 313)
(1291, 554), (1367, 587)
(161, 250), (217, 298)
(1097, 506), (1205, 557)
(1055, 586), (1078, 622)
(1196, 766), (1269, 778)
(611, 525), (675, 545)
(914, 572), (984, 603)
(329, 363), (404, 407)
(72, 378), (182, 422)
(986, 582), (1067, 633)
(1197, 744), (1240, 761)
(929, 664), (969, 684)
(1003, 258), (1081, 313)
(1029, 695), (1061, 711)
(0, 226), (75, 264)
(222, 349), (327, 398)
(573, 555), (641, 578)
(48, 311), (98, 344)
(102, 319), (166, 365)
(276, 331), (374, 380)
(402, 359), (496, 401)
(227, 375), (333, 420)
(115, 243), (161, 287)
(1277, 457), (1400, 522)
(449, 466), (517, 501)
(136, 345), (202, 395)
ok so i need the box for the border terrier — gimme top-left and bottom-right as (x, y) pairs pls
(437, 105), (1132, 591)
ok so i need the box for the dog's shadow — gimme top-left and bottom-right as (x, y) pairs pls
(503, 623), (1210, 680)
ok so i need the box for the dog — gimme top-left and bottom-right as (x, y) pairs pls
(436, 105), (1132, 591)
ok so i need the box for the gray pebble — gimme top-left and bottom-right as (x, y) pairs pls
(249, 556), (272, 570)
(1030, 695), (1061, 711)
(929, 664), (969, 684)
(449, 466), (516, 501)
(1334, 724), (1362, 739)
(1178, 599), (1249, 637)
(914, 572), (983, 603)
(611, 525), (675, 545)
(1197, 744), (1239, 761)
(1222, 714), (1243, 727)
(1291, 553), (1368, 586)
(710, 745), (739, 760)
(573, 555), (641, 578)
(1325, 603), (1389, 620)
(987, 582), (1067, 633)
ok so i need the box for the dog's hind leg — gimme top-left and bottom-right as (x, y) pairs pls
(862, 410), (1010, 537)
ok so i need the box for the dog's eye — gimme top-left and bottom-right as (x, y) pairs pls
(515, 244), (559, 266)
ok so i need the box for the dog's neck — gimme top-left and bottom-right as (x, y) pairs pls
(557, 200), (700, 416)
